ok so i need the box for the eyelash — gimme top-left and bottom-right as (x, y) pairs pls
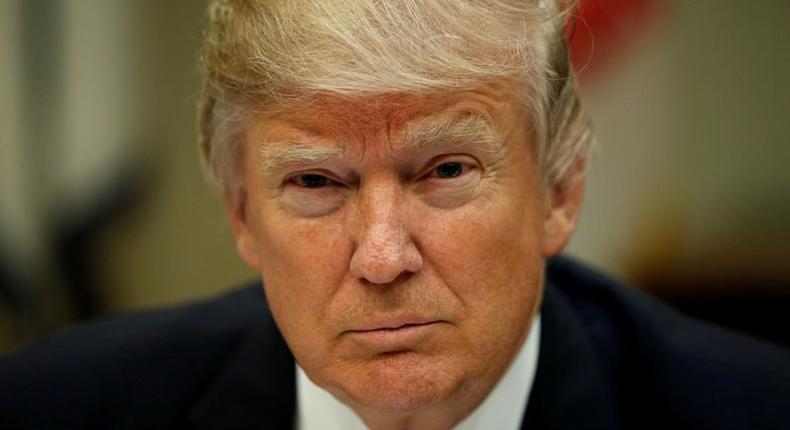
(287, 172), (342, 189)
(286, 158), (478, 190)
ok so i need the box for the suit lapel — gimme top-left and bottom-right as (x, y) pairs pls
(188, 304), (296, 430)
(520, 281), (621, 430)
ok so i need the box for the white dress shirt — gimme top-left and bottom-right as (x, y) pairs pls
(296, 316), (541, 430)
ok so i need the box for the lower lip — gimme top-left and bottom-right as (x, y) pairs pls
(347, 322), (443, 351)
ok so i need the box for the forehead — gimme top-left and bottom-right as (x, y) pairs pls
(254, 81), (526, 140)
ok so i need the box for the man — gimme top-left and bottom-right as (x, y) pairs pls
(1, 1), (788, 429)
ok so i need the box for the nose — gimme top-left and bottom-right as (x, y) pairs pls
(349, 179), (423, 284)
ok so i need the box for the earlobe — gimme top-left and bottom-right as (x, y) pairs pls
(224, 189), (261, 270)
(542, 156), (587, 257)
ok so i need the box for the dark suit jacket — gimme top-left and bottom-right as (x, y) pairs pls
(1, 257), (789, 429)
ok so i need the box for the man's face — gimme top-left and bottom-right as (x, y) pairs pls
(228, 82), (581, 414)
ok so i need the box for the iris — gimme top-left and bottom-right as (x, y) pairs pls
(299, 174), (329, 188)
(435, 162), (464, 178)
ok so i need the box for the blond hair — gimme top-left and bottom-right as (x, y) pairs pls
(198, 0), (592, 195)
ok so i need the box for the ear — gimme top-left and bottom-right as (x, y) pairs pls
(542, 156), (587, 257)
(224, 189), (261, 270)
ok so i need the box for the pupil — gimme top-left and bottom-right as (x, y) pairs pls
(301, 174), (328, 188)
(436, 162), (463, 178)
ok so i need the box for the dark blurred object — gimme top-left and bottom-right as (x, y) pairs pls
(636, 252), (790, 349)
(52, 166), (146, 321)
(0, 166), (145, 351)
(0, 250), (36, 344)
(666, 292), (790, 349)
(0, 1), (148, 353)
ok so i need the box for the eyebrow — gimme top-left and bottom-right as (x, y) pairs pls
(257, 112), (505, 181)
(400, 112), (505, 156)
(258, 142), (344, 172)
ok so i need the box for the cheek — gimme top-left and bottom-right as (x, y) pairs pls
(416, 184), (545, 338)
(249, 202), (351, 350)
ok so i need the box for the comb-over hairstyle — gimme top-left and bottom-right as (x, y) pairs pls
(198, 0), (592, 195)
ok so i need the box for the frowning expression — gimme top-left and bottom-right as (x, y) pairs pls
(226, 82), (579, 417)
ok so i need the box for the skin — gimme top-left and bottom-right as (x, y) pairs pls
(226, 81), (586, 430)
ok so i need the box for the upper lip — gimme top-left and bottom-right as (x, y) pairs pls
(348, 316), (441, 332)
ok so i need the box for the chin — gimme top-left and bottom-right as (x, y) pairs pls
(335, 351), (468, 414)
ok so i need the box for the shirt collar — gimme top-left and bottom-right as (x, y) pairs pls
(296, 315), (541, 430)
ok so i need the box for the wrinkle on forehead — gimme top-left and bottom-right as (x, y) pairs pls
(257, 78), (524, 139)
(252, 81), (525, 172)
(268, 93), (452, 141)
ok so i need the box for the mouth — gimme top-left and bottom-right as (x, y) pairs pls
(344, 318), (445, 352)
(350, 319), (441, 333)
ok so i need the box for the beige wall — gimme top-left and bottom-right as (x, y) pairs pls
(568, 0), (790, 283)
(96, 1), (254, 310)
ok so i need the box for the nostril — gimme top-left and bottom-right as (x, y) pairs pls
(363, 271), (401, 285)
(361, 271), (415, 287)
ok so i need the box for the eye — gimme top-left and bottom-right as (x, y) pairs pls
(417, 158), (481, 209)
(290, 173), (333, 188)
(434, 162), (465, 179)
(424, 159), (478, 181)
(281, 172), (347, 217)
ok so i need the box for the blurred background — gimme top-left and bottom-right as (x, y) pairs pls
(1, 0), (788, 354)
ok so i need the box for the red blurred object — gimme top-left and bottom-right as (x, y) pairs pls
(567, 0), (663, 80)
